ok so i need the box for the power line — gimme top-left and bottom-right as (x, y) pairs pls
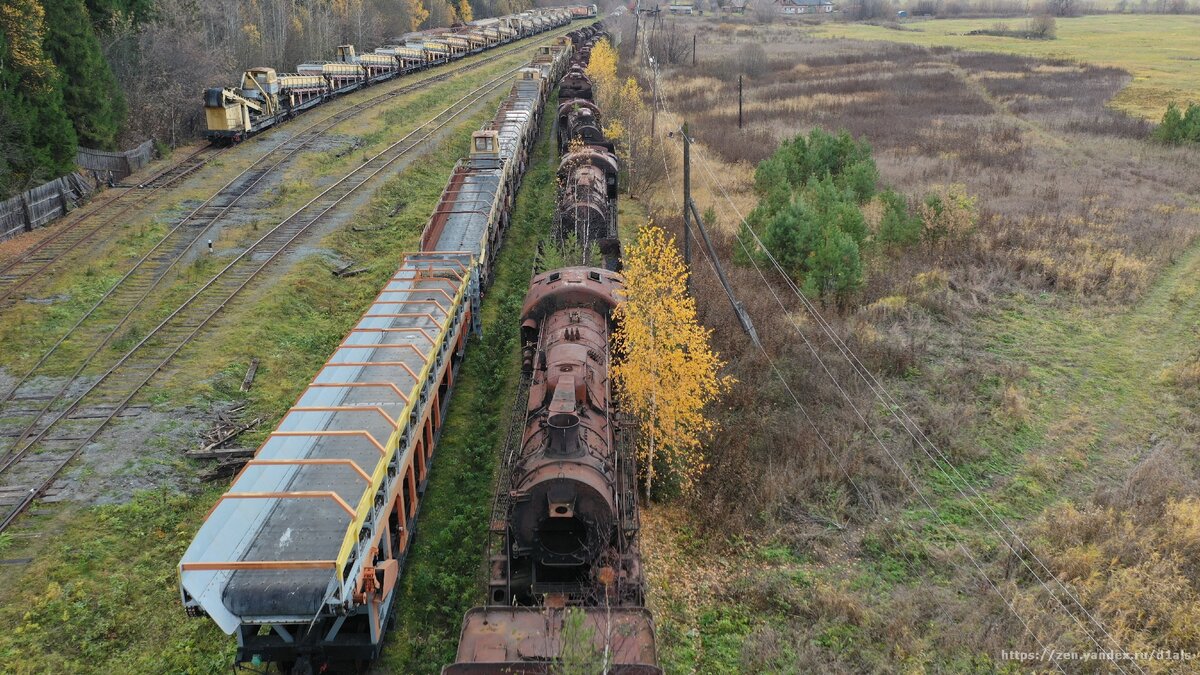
(638, 27), (1137, 671)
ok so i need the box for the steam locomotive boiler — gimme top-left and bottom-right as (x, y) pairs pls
(556, 99), (606, 151)
(496, 266), (641, 607)
(555, 147), (619, 255)
(558, 66), (594, 100)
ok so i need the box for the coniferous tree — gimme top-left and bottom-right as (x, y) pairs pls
(42, 0), (126, 149)
(0, 0), (77, 193)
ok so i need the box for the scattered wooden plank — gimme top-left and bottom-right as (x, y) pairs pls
(240, 358), (260, 392)
(197, 417), (261, 455)
(335, 266), (369, 278)
(199, 459), (248, 482)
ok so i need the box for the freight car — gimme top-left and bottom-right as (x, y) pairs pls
(445, 267), (660, 674)
(203, 8), (573, 143)
(443, 21), (661, 675)
(178, 40), (573, 674)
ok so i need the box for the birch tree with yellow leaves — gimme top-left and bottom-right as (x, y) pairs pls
(613, 224), (732, 497)
(584, 37), (657, 197)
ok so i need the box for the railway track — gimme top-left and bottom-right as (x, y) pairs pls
(0, 146), (224, 306)
(0, 26), (574, 479)
(0, 28), (570, 312)
(0, 65), (529, 535)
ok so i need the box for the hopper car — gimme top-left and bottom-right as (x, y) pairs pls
(178, 37), (573, 674)
(203, 8), (573, 144)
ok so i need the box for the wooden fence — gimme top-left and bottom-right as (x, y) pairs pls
(76, 140), (155, 183)
(0, 173), (95, 242)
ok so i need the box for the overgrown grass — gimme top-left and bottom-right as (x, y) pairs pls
(811, 14), (1200, 120)
(625, 13), (1200, 673)
(380, 93), (559, 673)
(0, 488), (234, 673)
(159, 101), (505, 444)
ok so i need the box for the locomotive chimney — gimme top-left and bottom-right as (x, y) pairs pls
(546, 375), (580, 457)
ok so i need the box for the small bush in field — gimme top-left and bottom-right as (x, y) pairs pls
(757, 128), (877, 199)
(877, 190), (922, 247)
(1153, 102), (1200, 145)
(1025, 14), (1056, 39)
(918, 184), (977, 247)
(762, 201), (822, 273)
(741, 128), (889, 304)
(804, 226), (863, 303)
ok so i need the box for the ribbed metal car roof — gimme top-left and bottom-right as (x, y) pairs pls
(179, 254), (471, 632)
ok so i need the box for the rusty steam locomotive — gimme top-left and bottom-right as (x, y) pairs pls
(554, 29), (621, 264)
(444, 23), (661, 674)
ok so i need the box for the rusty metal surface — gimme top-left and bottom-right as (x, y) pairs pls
(446, 607), (661, 674)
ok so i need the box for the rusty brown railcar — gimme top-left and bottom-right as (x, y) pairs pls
(556, 98), (606, 152)
(555, 147), (619, 251)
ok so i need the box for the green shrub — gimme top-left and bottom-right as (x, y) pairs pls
(803, 226), (863, 304)
(1153, 102), (1200, 145)
(743, 128), (879, 304)
(763, 200), (823, 274)
(878, 189), (922, 247)
(836, 159), (879, 203)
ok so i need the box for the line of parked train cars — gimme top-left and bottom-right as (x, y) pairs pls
(443, 24), (663, 675)
(203, 7), (586, 144)
(178, 36), (576, 674)
(554, 30), (622, 267)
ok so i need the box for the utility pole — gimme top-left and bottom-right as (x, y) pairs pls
(738, 75), (743, 129)
(692, 33), (696, 67)
(633, 3), (640, 53)
(678, 121), (761, 348)
(650, 60), (657, 136)
(689, 198), (760, 348)
(682, 123), (692, 294)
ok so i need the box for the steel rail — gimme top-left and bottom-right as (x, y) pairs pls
(0, 63), (530, 534)
(0, 27), (566, 311)
(0, 30), (567, 454)
(0, 145), (223, 305)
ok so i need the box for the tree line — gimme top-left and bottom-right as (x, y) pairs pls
(0, 0), (544, 199)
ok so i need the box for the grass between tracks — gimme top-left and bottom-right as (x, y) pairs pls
(379, 93), (559, 673)
(0, 94), (515, 675)
(0, 27), (573, 381)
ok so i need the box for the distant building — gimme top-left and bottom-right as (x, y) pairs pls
(774, 0), (834, 13)
(668, 0), (695, 13)
(722, 0), (749, 13)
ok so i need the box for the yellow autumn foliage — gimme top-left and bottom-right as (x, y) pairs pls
(403, 0), (430, 32)
(613, 224), (732, 496)
(585, 37), (619, 106)
(1024, 496), (1200, 671)
(0, 0), (56, 89)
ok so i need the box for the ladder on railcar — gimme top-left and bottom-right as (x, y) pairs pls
(485, 373), (531, 606)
